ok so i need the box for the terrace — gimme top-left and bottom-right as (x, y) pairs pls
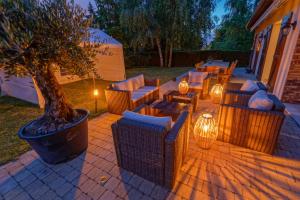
(1, 68), (300, 200)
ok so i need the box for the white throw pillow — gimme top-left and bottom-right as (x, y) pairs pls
(241, 80), (259, 92)
(114, 80), (133, 91)
(130, 74), (144, 90)
(248, 90), (273, 110)
(188, 71), (208, 83)
(123, 111), (172, 131)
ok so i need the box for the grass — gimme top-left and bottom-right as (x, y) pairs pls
(0, 79), (110, 165)
(126, 66), (193, 84)
(0, 66), (191, 165)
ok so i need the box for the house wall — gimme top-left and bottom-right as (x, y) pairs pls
(254, 0), (299, 34)
(281, 33), (300, 103)
(261, 20), (282, 83)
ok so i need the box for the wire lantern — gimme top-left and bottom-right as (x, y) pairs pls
(178, 80), (189, 95)
(194, 113), (218, 149)
(210, 84), (223, 104)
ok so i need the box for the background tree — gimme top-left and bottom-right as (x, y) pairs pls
(119, 0), (216, 67)
(0, 0), (97, 132)
(211, 0), (254, 51)
(91, 0), (124, 43)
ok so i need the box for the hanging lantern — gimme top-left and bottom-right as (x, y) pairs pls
(194, 113), (218, 149)
(210, 84), (223, 104)
(178, 80), (189, 95)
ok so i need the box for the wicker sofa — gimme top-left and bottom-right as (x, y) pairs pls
(218, 92), (285, 154)
(111, 105), (190, 188)
(105, 74), (159, 115)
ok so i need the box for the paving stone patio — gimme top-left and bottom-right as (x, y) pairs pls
(1, 97), (300, 200)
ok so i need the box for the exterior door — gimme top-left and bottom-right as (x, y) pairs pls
(268, 13), (294, 92)
(257, 25), (273, 80)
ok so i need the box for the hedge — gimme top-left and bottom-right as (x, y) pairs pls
(125, 50), (251, 68)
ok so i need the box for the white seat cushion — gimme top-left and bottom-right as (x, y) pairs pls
(248, 90), (273, 110)
(114, 80), (133, 91)
(123, 111), (172, 131)
(189, 82), (203, 90)
(131, 86), (157, 102)
(241, 80), (259, 92)
(188, 71), (208, 83)
(131, 91), (146, 102)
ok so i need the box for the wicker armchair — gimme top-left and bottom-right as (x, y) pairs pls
(105, 75), (160, 115)
(181, 72), (211, 99)
(111, 106), (190, 189)
(218, 92), (285, 154)
(217, 60), (238, 84)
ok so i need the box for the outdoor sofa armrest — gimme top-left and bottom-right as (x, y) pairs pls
(105, 88), (132, 115)
(164, 111), (189, 188)
(145, 78), (160, 87)
(221, 91), (251, 107)
(224, 82), (243, 92)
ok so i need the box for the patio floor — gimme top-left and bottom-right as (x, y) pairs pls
(1, 98), (300, 200)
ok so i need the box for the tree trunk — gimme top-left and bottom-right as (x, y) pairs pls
(34, 67), (76, 123)
(164, 40), (169, 67)
(155, 37), (164, 67)
(168, 42), (173, 68)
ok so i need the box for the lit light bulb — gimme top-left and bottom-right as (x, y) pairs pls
(93, 89), (99, 96)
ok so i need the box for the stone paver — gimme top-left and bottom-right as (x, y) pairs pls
(1, 96), (300, 200)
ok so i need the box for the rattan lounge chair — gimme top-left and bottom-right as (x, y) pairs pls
(111, 104), (190, 188)
(218, 92), (285, 154)
(181, 71), (211, 99)
(217, 60), (238, 84)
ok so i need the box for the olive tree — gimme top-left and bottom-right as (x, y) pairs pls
(0, 0), (97, 132)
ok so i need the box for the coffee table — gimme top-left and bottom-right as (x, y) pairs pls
(163, 90), (199, 112)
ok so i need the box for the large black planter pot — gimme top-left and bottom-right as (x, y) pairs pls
(18, 109), (89, 164)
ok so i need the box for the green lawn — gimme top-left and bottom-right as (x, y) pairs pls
(0, 66), (191, 165)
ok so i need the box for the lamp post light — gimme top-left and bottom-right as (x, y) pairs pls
(194, 113), (218, 149)
(93, 89), (99, 113)
(178, 80), (189, 95)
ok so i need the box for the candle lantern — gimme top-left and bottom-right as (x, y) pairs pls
(178, 80), (189, 95)
(210, 84), (223, 104)
(194, 113), (218, 149)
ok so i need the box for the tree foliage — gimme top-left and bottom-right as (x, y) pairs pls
(118, 0), (216, 67)
(211, 0), (255, 51)
(0, 0), (96, 129)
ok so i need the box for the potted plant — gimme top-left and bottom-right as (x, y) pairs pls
(0, 0), (98, 164)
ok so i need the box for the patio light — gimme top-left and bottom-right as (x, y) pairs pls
(282, 20), (297, 36)
(178, 80), (189, 95)
(194, 113), (218, 149)
(210, 84), (223, 104)
(93, 89), (99, 112)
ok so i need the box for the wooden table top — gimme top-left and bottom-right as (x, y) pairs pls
(164, 91), (197, 100)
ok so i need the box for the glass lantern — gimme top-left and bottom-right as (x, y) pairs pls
(194, 113), (218, 149)
(178, 80), (189, 95)
(210, 84), (223, 104)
